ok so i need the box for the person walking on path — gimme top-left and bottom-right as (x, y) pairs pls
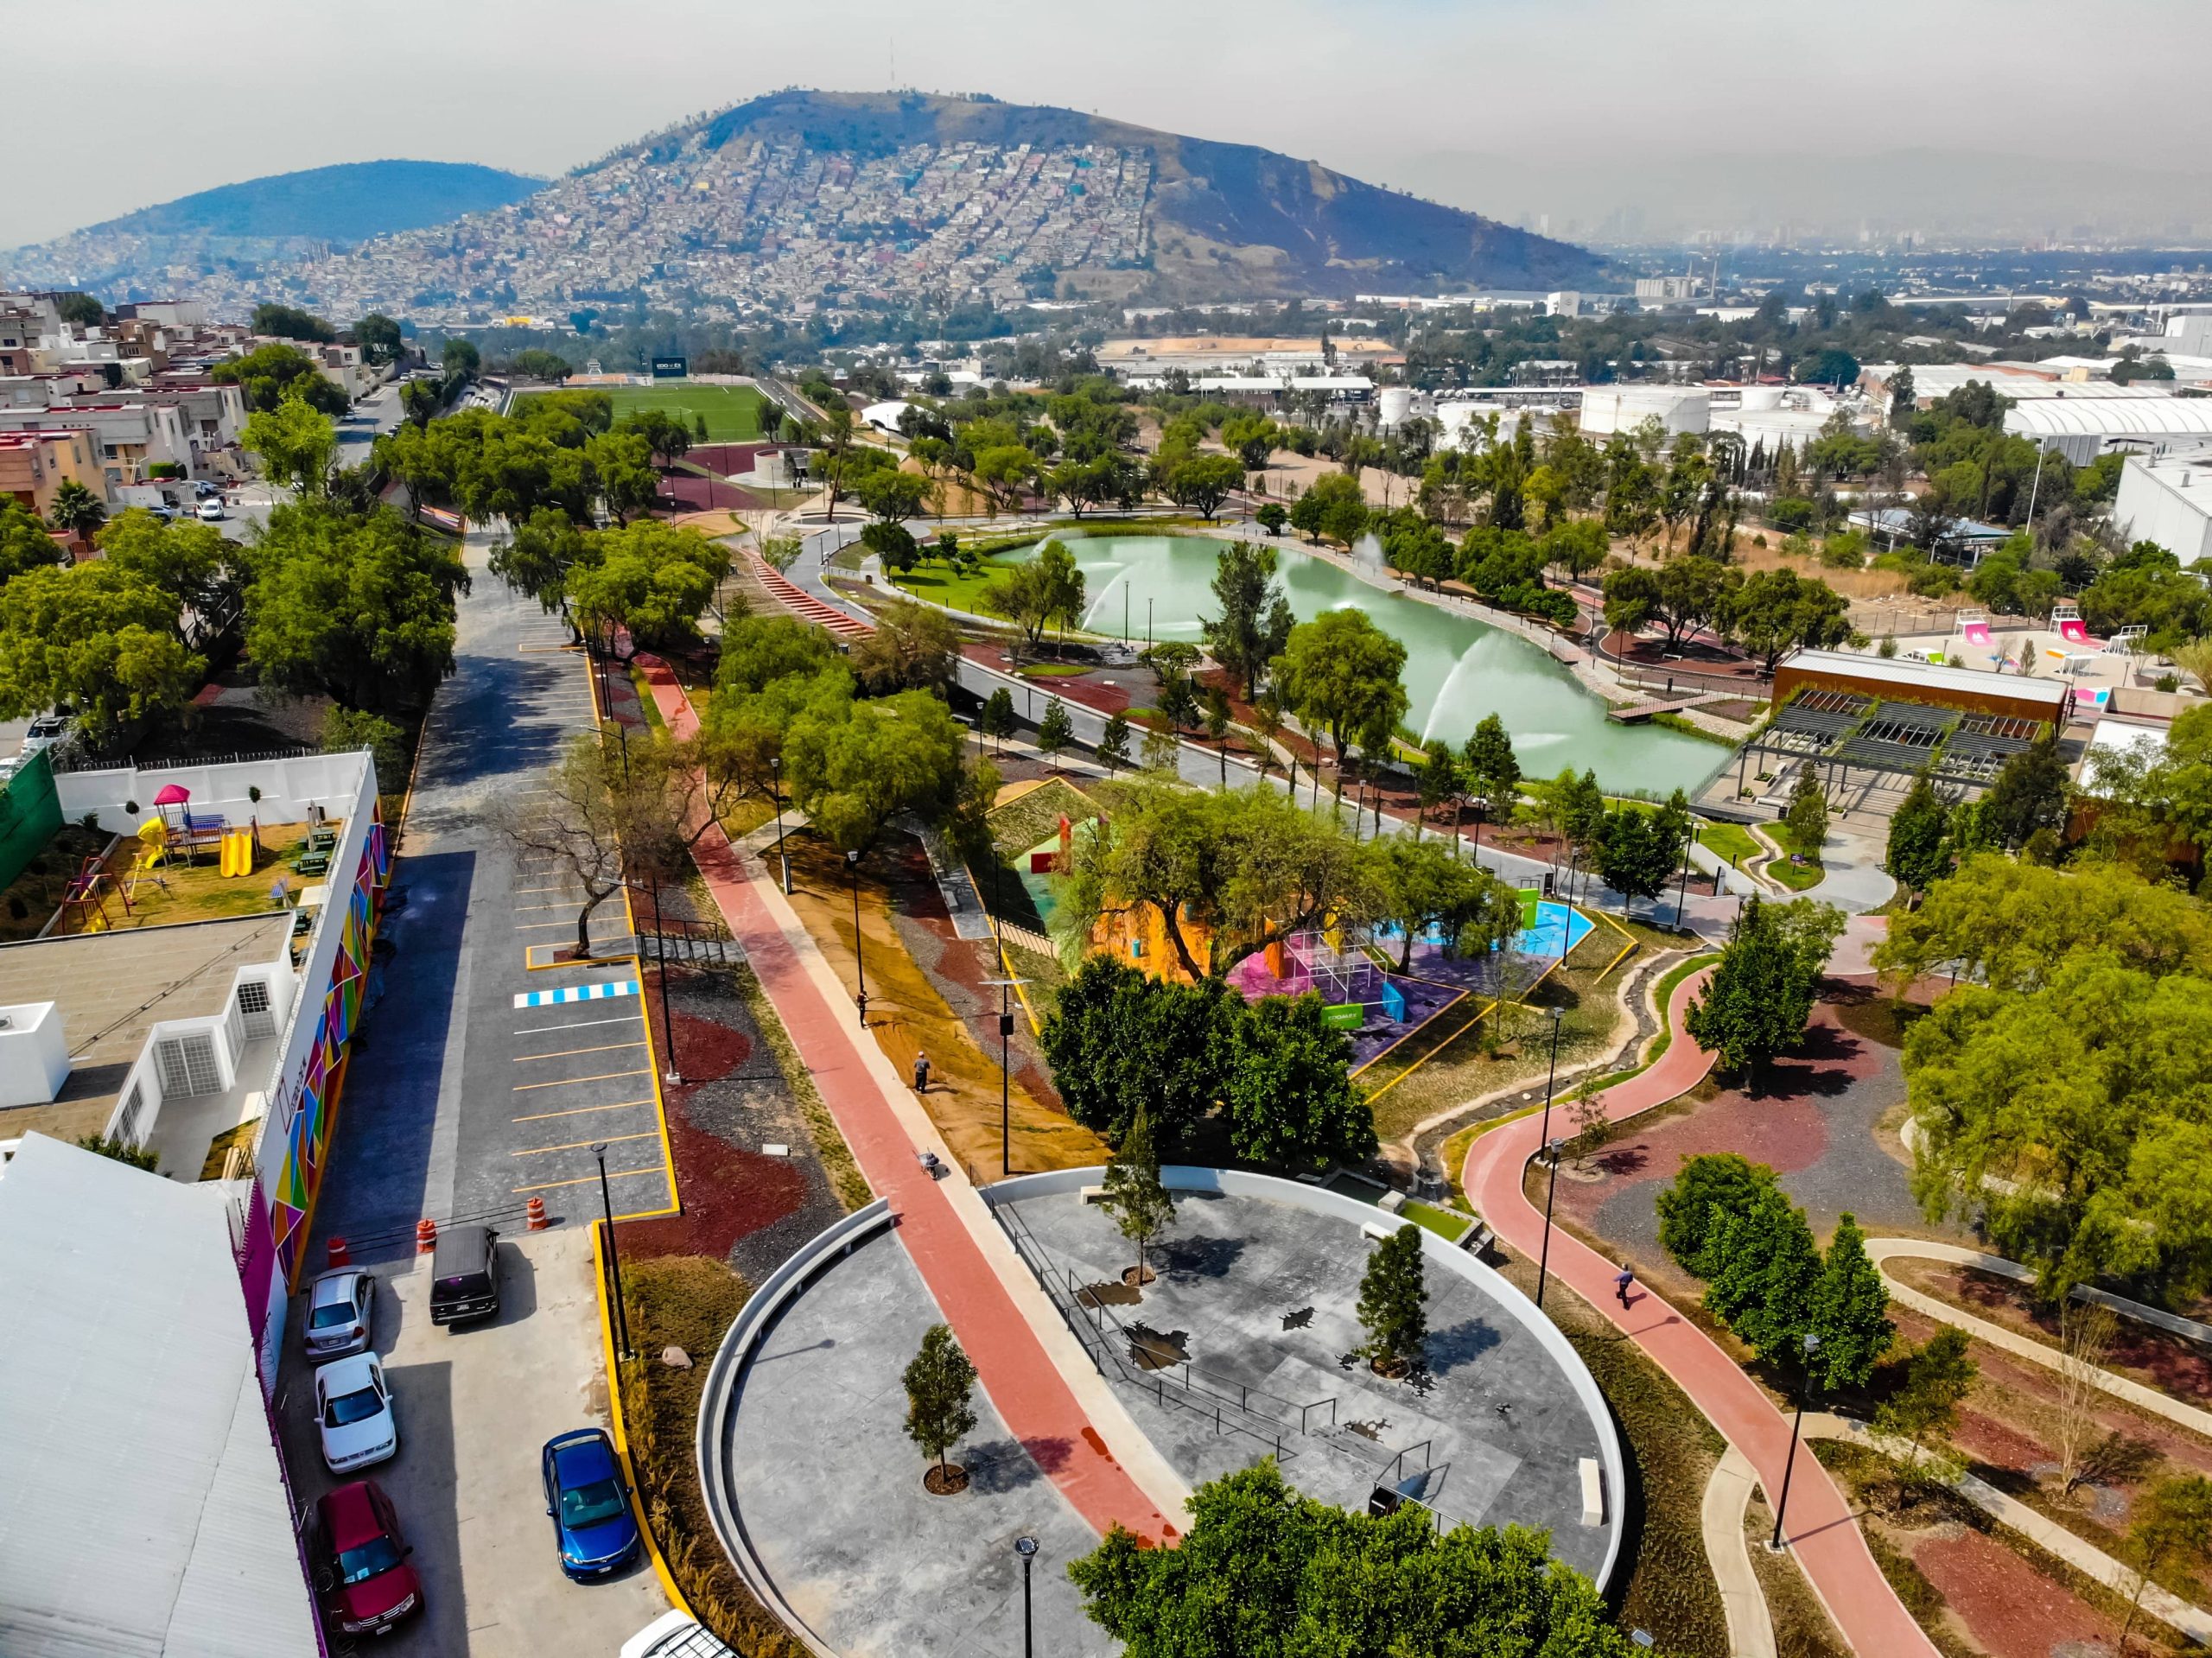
(1616, 1263), (1636, 1307)
(912, 1050), (931, 1093)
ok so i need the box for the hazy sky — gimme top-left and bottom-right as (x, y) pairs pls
(10, 0), (2211, 245)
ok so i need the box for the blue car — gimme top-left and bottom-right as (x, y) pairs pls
(541, 1429), (641, 1580)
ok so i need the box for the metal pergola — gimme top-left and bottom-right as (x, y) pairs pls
(1734, 691), (2045, 799)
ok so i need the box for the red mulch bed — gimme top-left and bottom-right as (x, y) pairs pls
(1910, 1528), (2126, 1658)
(1930, 1263), (2212, 1400)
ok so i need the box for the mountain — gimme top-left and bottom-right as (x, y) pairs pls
(0, 161), (545, 299)
(4, 93), (1603, 323)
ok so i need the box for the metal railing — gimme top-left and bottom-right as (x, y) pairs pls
(51, 742), (329, 774)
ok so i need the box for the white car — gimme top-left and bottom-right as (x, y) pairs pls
(622, 1612), (736, 1658)
(195, 498), (225, 522)
(316, 1352), (397, 1473)
(303, 1267), (374, 1360)
(18, 713), (71, 756)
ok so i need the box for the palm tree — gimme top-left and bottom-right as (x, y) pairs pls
(48, 480), (105, 543)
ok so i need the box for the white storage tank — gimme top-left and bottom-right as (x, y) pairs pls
(1579, 386), (1711, 439)
(1377, 385), (1416, 431)
(1740, 386), (1785, 412)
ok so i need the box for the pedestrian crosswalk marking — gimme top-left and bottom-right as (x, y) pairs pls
(512, 980), (639, 1009)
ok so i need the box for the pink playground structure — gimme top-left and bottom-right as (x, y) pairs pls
(1955, 608), (1992, 647)
(2050, 601), (2089, 646)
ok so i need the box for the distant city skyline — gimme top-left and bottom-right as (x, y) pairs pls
(10, 0), (2212, 250)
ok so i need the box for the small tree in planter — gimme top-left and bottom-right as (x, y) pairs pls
(1356, 1223), (1427, 1379)
(1100, 1104), (1175, 1290)
(1037, 697), (1074, 767)
(903, 1322), (978, 1495)
(1565, 1078), (1611, 1171)
(1783, 765), (1828, 861)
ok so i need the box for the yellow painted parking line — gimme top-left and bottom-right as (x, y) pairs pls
(512, 1166), (664, 1195)
(512, 1067), (651, 1092)
(512, 1097), (654, 1123)
(512, 1130), (658, 1158)
(514, 1041), (646, 1062)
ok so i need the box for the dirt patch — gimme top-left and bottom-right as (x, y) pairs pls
(1910, 1528), (2132, 1658)
(1127, 1324), (1188, 1370)
(1120, 1263), (1158, 1288)
(922, 1463), (970, 1496)
(1078, 1280), (1141, 1309)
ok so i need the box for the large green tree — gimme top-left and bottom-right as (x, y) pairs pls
(982, 538), (1086, 654)
(1039, 957), (1239, 1152)
(242, 389), (339, 496)
(0, 500), (65, 584)
(1808, 1212), (1894, 1390)
(783, 688), (965, 851)
(1885, 772), (1954, 895)
(1370, 838), (1519, 970)
(1069, 1462), (1636, 1658)
(1704, 1182), (1821, 1364)
(1684, 895), (1845, 1077)
(1223, 994), (1375, 1167)
(1202, 543), (1295, 700)
(1357, 1222), (1429, 1375)
(1657, 1153), (1779, 1279)
(213, 341), (347, 416)
(564, 519), (729, 651)
(0, 562), (204, 746)
(1271, 609), (1408, 779)
(1717, 568), (1853, 672)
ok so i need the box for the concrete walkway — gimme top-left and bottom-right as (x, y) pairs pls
(1463, 969), (1941, 1658)
(634, 658), (1190, 1545)
(1866, 1239), (2212, 1440)
(1802, 829), (1897, 916)
(1802, 1414), (2212, 1647)
(1701, 1444), (1779, 1658)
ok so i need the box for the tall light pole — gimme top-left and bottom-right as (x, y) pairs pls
(984, 976), (1028, 1178)
(847, 848), (868, 1028)
(593, 1142), (632, 1361)
(650, 868), (679, 1084)
(770, 754), (790, 894)
(1013, 1535), (1039, 1658)
(1770, 1331), (1822, 1551)
(1535, 1135), (1567, 1310)
(1537, 1005), (1566, 1147)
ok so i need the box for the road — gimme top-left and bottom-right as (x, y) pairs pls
(290, 531), (671, 1655)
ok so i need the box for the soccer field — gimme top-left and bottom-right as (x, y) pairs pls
(523, 380), (768, 441)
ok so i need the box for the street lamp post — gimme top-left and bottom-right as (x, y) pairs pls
(650, 869), (679, 1084)
(770, 754), (790, 894)
(1013, 1535), (1039, 1658)
(1535, 1136), (1567, 1310)
(1538, 1005), (1566, 1147)
(592, 1141), (632, 1361)
(984, 976), (1028, 1178)
(847, 849), (868, 1028)
(1770, 1331), (1822, 1551)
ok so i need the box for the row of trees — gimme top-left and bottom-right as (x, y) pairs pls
(1602, 558), (1854, 672)
(1656, 1155), (1893, 1388)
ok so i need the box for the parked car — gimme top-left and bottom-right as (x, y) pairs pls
(623, 1611), (737, 1658)
(541, 1428), (640, 1580)
(194, 479), (219, 499)
(311, 1479), (423, 1636)
(18, 713), (72, 756)
(195, 498), (225, 521)
(316, 1351), (397, 1472)
(303, 1267), (374, 1360)
(429, 1224), (501, 1326)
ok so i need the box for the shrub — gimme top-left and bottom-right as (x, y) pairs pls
(321, 706), (407, 783)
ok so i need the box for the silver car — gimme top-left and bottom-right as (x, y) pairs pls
(303, 1268), (373, 1361)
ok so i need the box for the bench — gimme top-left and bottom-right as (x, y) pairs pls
(1361, 1221), (1395, 1242)
(292, 852), (331, 877)
(1580, 1458), (1605, 1527)
(1080, 1185), (1108, 1204)
(1377, 1190), (1407, 1214)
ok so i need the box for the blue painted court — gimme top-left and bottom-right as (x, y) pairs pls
(1515, 900), (1595, 962)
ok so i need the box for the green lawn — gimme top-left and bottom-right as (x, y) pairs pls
(1695, 822), (1761, 867)
(886, 550), (1027, 615)
(1767, 854), (1826, 891)
(521, 381), (766, 441)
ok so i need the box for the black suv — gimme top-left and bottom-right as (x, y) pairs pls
(428, 1225), (501, 1326)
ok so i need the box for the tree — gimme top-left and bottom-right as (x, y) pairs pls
(47, 479), (106, 542)
(78, 1131), (159, 1170)
(1271, 609), (1408, 780)
(54, 292), (105, 328)
(1808, 1213), (1893, 1390)
(1254, 501), (1287, 537)
(1605, 557), (1736, 653)
(1037, 696), (1074, 765)
(1783, 765), (1828, 858)
(441, 338), (481, 379)
(979, 687), (1017, 753)
(1202, 683), (1233, 783)
(1886, 772), (1953, 894)
(504, 346), (570, 382)
(1100, 1103), (1176, 1286)
(1223, 994), (1375, 1167)
(1039, 958), (1236, 1151)
(321, 706), (407, 781)
(2120, 1477), (2212, 1655)
(981, 537), (1086, 655)
(2052, 1301), (2119, 1498)
(252, 302), (334, 343)
(493, 731), (645, 961)
(1592, 804), (1680, 912)
(213, 341), (348, 416)
(1872, 1326), (1976, 1481)
(1371, 837), (1516, 971)
(1071, 1462), (1635, 1658)
(1098, 710), (1132, 772)
(0, 561), (204, 747)
(1357, 1223), (1428, 1375)
(1461, 713), (1522, 820)
(848, 596), (959, 695)
(859, 518), (919, 575)
(242, 389), (339, 496)
(563, 519), (730, 652)
(784, 689), (966, 852)
(901, 1323), (978, 1492)
(0, 500), (64, 584)
(972, 442), (1040, 516)
(1684, 895), (1846, 1077)
(1704, 1182), (1821, 1364)
(1292, 472), (1367, 546)
(488, 507), (587, 625)
(1981, 734), (2069, 851)
(855, 467), (931, 523)
(715, 612), (841, 696)
(1416, 740), (1459, 838)
(1718, 568), (1853, 672)
(1165, 454), (1244, 521)
(1657, 1153), (1779, 1280)
(586, 429), (660, 524)
(618, 408), (693, 467)
(353, 314), (404, 365)
(1203, 543), (1295, 700)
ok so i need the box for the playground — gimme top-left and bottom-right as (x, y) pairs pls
(1880, 601), (2157, 721)
(41, 792), (339, 937)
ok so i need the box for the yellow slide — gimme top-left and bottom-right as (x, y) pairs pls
(219, 828), (254, 878)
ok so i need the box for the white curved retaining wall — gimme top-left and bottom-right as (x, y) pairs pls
(696, 1198), (896, 1658)
(982, 1164), (1629, 1594)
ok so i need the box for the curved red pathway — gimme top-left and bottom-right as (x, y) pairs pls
(1463, 968), (1937, 1656)
(635, 657), (1176, 1546)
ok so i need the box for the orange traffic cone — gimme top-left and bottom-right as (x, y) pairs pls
(327, 1236), (352, 1268)
(416, 1217), (437, 1255)
(526, 1196), (550, 1231)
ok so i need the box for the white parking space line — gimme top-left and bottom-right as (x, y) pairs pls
(512, 1013), (645, 1037)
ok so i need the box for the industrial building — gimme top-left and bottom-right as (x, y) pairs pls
(1579, 384), (1711, 439)
(2002, 397), (2212, 466)
(2114, 447), (2212, 566)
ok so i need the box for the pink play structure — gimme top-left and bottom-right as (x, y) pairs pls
(2051, 601), (2089, 645)
(1955, 608), (1992, 647)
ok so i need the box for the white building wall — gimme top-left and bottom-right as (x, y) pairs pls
(56, 751), (375, 837)
(2115, 457), (2212, 568)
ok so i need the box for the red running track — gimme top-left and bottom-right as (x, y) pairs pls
(635, 657), (1176, 1545)
(1462, 969), (1939, 1658)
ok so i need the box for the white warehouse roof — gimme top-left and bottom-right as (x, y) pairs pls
(0, 1134), (320, 1657)
(2004, 399), (2212, 460)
